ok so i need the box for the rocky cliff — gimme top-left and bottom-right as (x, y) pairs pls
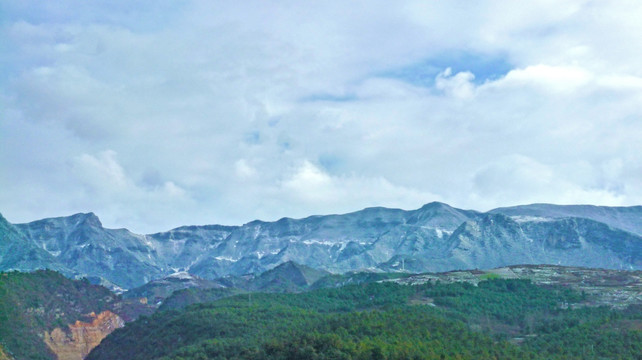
(44, 311), (124, 360)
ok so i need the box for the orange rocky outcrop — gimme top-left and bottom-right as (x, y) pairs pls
(43, 310), (124, 360)
(0, 345), (13, 360)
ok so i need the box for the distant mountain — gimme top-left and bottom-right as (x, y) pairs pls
(0, 214), (69, 276)
(157, 264), (414, 312)
(123, 272), (223, 306)
(157, 265), (406, 311)
(13, 213), (166, 290)
(1, 202), (641, 289)
(246, 261), (330, 292)
(445, 213), (641, 271)
(133, 262), (328, 310)
(491, 203), (642, 236)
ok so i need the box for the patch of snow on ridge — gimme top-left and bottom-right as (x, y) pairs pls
(42, 243), (62, 257)
(302, 239), (336, 246)
(255, 249), (281, 259)
(420, 226), (453, 238)
(141, 235), (155, 249)
(169, 238), (187, 252)
(510, 216), (555, 223)
(167, 271), (194, 280)
(215, 256), (239, 262)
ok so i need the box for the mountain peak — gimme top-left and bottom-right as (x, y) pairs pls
(72, 212), (103, 228)
(0, 212), (9, 227)
(418, 201), (452, 211)
(250, 261), (330, 291)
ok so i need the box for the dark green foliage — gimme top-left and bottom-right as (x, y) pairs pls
(308, 271), (409, 290)
(500, 305), (642, 359)
(159, 270), (411, 311)
(424, 278), (584, 329)
(159, 287), (244, 311)
(169, 308), (528, 360)
(422, 279), (642, 359)
(0, 270), (118, 360)
(88, 279), (641, 360)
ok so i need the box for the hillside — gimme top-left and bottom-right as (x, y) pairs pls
(87, 277), (642, 360)
(123, 272), (223, 307)
(130, 262), (328, 310)
(155, 263), (641, 312)
(0, 270), (152, 360)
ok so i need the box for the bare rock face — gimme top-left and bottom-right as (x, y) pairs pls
(43, 311), (124, 360)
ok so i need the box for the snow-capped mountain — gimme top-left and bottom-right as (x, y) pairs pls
(1, 202), (640, 289)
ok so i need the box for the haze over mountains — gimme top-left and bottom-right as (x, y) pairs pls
(1, 202), (640, 290)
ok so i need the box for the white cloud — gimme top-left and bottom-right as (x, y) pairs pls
(234, 159), (257, 180)
(279, 160), (438, 214)
(493, 64), (592, 93)
(67, 150), (192, 231)
(2, 1), (642, 231)
(435, 68), (476, 99)
(73, 150), (128, 190)
(470, 155), (624, 209)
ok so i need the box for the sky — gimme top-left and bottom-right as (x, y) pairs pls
(2, 0), (642, 233)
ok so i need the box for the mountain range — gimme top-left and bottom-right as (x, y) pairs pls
(1, 202), (641, 289)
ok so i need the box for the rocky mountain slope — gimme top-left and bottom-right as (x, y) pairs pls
(122, 272), (223, 307)
(126, 261), (330, 310)
(1, 202), (641, 289)
(491, 203), (642, 235)
(0, 214), (69, 276)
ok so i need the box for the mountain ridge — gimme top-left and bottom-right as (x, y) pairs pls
(1, 202), (641, 289)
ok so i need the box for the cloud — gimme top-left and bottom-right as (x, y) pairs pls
(277, 160), (438, 215)
(65, 150), (190, 229)
(2, 1), (642, 232)
(470, 155), (624, 208)
(494, 65), (592, 93)
(435, 68), (476, 99)
(73, 150), (128, 189)
(234, 159), (257, 180)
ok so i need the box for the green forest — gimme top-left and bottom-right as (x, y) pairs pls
(88, 279), (642, 360)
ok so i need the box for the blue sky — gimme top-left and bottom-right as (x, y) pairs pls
(2, 1), (642, 233)
(381, 52), (513, 87)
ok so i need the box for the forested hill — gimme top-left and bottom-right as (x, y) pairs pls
(88, 278), (642, 360)
(0, 270), (152, 360)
